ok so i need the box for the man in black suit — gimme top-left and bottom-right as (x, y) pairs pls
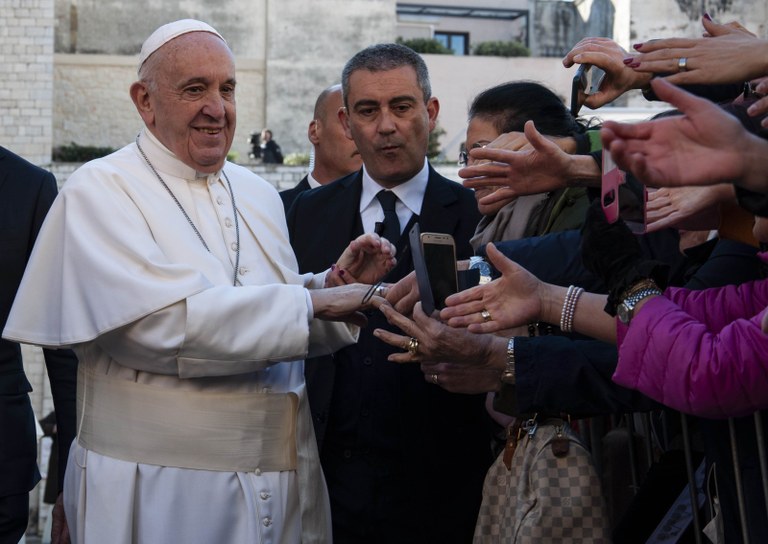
(0, 147), (77, 544)
(286, 44), (490, 543)
(280, 84), (362, 212)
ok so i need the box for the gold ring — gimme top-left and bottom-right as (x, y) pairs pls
(430, 373), (439, 385)
(407, 337), (419, 356)
(678, 57), (688, 72)
(481, 309), (492, 322)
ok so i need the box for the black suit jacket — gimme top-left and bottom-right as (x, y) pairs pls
(0, 147), (77, 498)
(287, 165), (491, 543)
(279, 175), (311, 214)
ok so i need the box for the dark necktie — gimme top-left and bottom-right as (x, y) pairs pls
(376, 190), (401, 246)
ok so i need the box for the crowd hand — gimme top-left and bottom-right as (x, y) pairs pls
(563, 37), (653, 109)
(440, 244), (542, 333)
(383, 270), (421, 317)
(601, 78), (758, 188)
(374, 301), (507, 393)
(327, 233), (396, 287)
(460, 121), (573, 204)
(311, 283), (386, 327)
(627, 15), (768, 85)
(645, 184), (734, 232)
(747, 77), (768, 127)
(52, 492), (70, 544)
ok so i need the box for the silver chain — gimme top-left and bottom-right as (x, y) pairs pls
(135, 135), (241, 286)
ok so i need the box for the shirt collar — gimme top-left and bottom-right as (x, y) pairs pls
(307, 172), (323, 189)
(359, 158), (429, 217)
(137, 128), (223, 184)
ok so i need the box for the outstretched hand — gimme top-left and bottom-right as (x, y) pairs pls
(645, 184), (733, 232)
(329, 233), (396, 287)
(311, 283), (386, 328)
(627, 16), (768, 85)
(563, 37), (652, 109)
(601, 78), (765, 190)
(440, 244), (543, 333)
(374, 302), (508, 394)
(460, 121), (577, 202)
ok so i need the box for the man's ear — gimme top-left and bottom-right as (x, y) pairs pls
(339, 106), (353, 139)
(308, 119), (320, 145)
(130, 81), (154, 127)
(426, 97), (440, 133)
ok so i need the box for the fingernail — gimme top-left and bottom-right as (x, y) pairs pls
(703, 12), (712, 21)
(623, 57), (634, 65)
(632, 43), (643, 50)
(629, 62), (641, 68)
(339, 269), (345, 277)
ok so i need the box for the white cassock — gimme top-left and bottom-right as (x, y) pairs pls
(3, 129), (357, 544)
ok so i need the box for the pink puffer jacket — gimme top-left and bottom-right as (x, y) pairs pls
(613, 253), (768, 419)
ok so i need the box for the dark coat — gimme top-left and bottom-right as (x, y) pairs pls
(287, 165), (491, 543)
(279, 175), (311, 215)
(0, 147), (77, 500)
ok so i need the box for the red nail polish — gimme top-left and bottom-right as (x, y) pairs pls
(632, 43), (643, 50)
(623, 57), (634, 65)
(629, 62), (641, 68)
(339, 269), (345, 277)
(703, 12), (712, 21)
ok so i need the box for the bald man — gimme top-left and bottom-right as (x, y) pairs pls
(280, 84), (362, 211)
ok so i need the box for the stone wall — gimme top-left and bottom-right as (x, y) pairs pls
(0, 0), (54, 164)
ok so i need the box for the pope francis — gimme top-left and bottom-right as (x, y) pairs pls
(3, 19), (395, 544)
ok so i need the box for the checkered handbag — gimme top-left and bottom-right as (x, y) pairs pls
(474, 418), (611, 543)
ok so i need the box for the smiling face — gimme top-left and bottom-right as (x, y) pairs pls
(465, 116), (514, 216)
(131, 32), (236, 173)
(340, 65), (438, 188)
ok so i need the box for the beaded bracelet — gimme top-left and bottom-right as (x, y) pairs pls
(559, 285), (585, 333)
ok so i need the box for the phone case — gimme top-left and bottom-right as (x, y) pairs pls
(409, 223), (437, 315)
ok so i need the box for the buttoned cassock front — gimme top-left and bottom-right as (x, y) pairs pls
(3, 129), (357, 544)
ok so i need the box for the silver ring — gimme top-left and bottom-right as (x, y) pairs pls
(678, 57), (688, 72)
(375, 285), (385, 297)
(481, 309), (492, 322)
(430, 373), (439, 385)
(407, 337), (419, 356)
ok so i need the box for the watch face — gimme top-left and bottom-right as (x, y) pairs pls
(617, 303), (630, 324)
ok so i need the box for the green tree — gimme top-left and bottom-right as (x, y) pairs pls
(472, 40), (530, 58)
(396, 37), (453, 55)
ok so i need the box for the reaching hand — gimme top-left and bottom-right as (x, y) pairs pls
(384, 270), (420, 317)
(645, 184), (733, 232)
(747, 76), (768, 128)
(330, 233), (396, 286)
(601, 78), (766, 190)
(374, 302), (508, 394)
(311, 283), (385, 328)
(440, 244), (543, 333)
(627, 16), (768, 85)
(460, 121), (582, 202)
(563, 37), (652, 108)
(51, 493), (71, 544)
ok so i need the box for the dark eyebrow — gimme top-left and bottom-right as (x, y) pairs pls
(351, 99), (380, 110)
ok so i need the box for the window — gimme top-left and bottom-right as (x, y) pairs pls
(435, 32), (468, 56)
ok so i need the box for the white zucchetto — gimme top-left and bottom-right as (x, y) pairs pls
(138, 19), (226, 73)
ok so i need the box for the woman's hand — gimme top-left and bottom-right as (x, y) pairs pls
(626, 16), (768, 85)
(440, 244), (544, 333)
(311, 284), (385, 327)
(563, 37), (652, 108)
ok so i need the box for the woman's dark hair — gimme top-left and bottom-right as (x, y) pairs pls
(468, 81), (586, 137)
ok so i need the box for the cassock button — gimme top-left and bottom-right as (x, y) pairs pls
(254, 468), (262, 476)
(225, 218), (233, 228)
(262, 517), (272, 527)
(231, 242), (238, 251)
(217, 196), (225, 205)
(239, 266), (248, 275)
(260, 491), (271, 500)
